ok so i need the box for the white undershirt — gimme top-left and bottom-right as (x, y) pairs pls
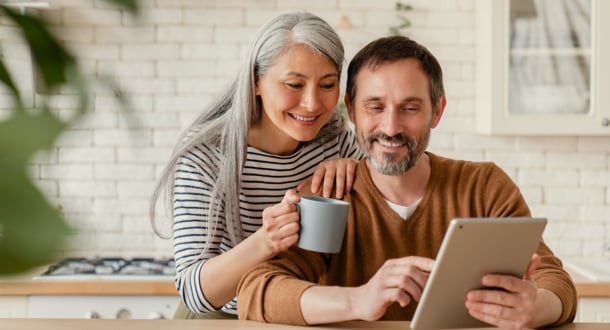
(385, 197), (423, 221)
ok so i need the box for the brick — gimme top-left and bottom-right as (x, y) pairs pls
(338, 0), (396, 10)
(518, 169), (579, 187)
(155, 0), (214, 7)
(41, 164), (94, 180)
(214, 27), (255, 43)
(154, 95), (204, 112)
(117, 146), (173, 163)
(118, 181), (155, 198)
(121, 44), (181, 60)
(58, 146), (115, 162)
(94, 163), (154, 180)
(118, 78), (175, 94)
(120, 112), (180, 129)
(547, 152), (606, 170)
(94, 26), (155, 43)
(581, 170), (610, 187)
(97, 60), (155, 77)
(277, 0), (337, 10)
(546, 187), (605, 205)
(157, 60), (217, 77)
(183, 9), (244, 25)
(53, 130), (93, 147)
(72, 43), (120, 60)
(51, 26), (94, 43)
(153, 129), (181, 147)
(176, 78), (224, 94)
(214, 0), (275, 9)
(63, 8), (122, 26)
(60, 180), (117, 197)
(140, 8), (183, 24)
(181, 43), (240, 59)
(72, 111), (118, 129)
(94, 129), (153, 146)
(157, 26), (214, 42)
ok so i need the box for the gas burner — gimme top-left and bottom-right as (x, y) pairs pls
(35, 257), (175, 280)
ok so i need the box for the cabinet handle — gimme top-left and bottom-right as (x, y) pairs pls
(603, 118), (610, 127)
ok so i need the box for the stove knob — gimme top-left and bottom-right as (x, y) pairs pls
(85, 311), (100, 319)
(148, 312), (165, 319)
(116, 308), (132, 319)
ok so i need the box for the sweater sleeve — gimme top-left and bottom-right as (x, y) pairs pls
(532, 243), (578, 325)
(237, 247), (327, 325)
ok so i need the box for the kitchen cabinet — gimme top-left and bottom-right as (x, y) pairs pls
(577, 297), (610, 322)
(475, 0), (610, 135)
(1, 277), (179, 319)
(0, 296), (27, 318)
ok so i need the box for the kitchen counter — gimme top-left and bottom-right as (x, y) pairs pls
(0, 266), (607, 297)
(566, 267), (610, 297)
(0, 319), (607, 330)
(0, 268), (176, 296)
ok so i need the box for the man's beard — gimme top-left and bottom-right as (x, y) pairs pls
(361, 129), (430, 176)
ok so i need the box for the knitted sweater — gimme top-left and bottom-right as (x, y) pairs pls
(236, 153), (577, 325)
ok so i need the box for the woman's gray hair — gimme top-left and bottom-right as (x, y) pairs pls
(150, 12), (346, 249)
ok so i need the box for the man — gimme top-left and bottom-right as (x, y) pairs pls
(236, 36), (577, 328)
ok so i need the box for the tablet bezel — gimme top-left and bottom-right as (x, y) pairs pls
(410, 217), (547, 330)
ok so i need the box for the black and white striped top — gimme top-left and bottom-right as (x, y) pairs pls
(173, 127), (362, 315)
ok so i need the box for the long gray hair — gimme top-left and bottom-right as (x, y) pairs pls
(150, 12), (346, 249)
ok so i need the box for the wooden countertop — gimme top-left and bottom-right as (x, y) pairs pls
(0, 279), (177, 296)
(0, 268), (177, 296)
(567, 269), (610, 298)
(0, 319), (607, 330)
(0, 266), (608, 297)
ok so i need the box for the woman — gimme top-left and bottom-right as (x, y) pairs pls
(151, 12), (362, 318)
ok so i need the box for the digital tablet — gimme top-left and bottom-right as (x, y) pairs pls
(410, 217), (547, 330)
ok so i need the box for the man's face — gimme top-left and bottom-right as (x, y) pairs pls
(347, 58), (444, 176)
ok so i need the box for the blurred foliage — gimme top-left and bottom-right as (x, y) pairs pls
(0, 0), (140, 275)
(389, 2), (413, 36)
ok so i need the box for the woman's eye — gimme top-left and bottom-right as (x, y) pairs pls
(286, 83), (303, 89)
(320, 83), (337, 90)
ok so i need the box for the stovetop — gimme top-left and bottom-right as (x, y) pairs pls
(33, 257), (176, 280)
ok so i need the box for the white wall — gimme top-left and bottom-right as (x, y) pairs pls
(1, 0), (608, 260)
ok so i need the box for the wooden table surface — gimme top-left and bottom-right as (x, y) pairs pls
(0, 319), (608, 330)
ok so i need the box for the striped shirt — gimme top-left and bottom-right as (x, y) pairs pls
(173, 127), (362, 315)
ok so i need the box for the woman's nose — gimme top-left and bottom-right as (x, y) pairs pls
(300, 86), (322, 112)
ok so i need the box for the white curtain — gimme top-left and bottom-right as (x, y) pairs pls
(509, 0), (591, 114)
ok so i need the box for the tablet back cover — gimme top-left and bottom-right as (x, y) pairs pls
(410, 217), (547, 330)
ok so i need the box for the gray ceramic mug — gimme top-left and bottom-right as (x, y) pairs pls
(295, 196), (349, 253)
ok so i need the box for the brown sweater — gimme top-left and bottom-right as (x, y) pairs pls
(237, 153), (577, 325)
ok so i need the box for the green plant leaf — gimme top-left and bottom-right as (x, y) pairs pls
(0, 166), (71, 274)
(0, 108), (67, 166)
(0, 58), (21, 101)
(104, 0), (141, 16)
(0, 5), (76, 93)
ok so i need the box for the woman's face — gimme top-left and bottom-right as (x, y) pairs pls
(253, 45), (340, 154)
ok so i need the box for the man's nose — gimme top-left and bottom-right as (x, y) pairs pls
(379, 108), (402, 136)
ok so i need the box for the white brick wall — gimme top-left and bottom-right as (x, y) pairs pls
(2, 0), (608, 259)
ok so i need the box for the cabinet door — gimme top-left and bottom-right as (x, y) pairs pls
(476, 0), (610, 135)
(577, 297), (610, 323)
(0, 296), (27, 318)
